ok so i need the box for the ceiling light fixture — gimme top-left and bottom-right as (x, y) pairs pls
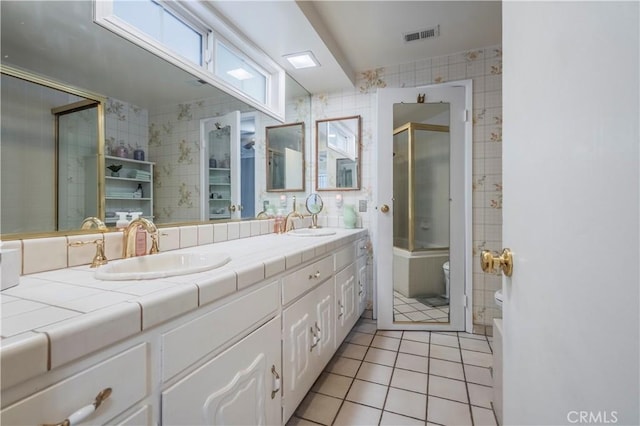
(283, 51), (320, 69)
(227, 68), (254, 80)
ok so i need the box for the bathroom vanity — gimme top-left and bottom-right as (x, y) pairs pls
(0, 228), (369, 425)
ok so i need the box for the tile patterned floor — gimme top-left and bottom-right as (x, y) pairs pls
(287, 311), (497, 426)
(394, 291), (450, 323)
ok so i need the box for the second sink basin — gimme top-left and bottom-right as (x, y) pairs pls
(287, 228), (337, 237)
(95, 251), (231, 281)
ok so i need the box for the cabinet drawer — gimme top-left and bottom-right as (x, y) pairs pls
(282, 255), (333, 305)
(162, 281), (279, 381)
(1, 343), (148, 426)
(334, 243), (356, 272)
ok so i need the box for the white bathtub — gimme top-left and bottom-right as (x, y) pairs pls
(393, 246), (449, 298)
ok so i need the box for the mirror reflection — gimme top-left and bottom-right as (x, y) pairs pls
(0, 0), (311, 238)
(266, 123), (305, 192)
(316, 116), (361, 191)
(0, 72), (103, 234)
(392, 104), (451, 323)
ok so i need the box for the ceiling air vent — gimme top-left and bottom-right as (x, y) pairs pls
(403, 25), (440, 43)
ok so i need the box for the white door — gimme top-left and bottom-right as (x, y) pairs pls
(375, 82), (472, 331)
(201, 111), (241, 220)
(502, 2), (639, 425)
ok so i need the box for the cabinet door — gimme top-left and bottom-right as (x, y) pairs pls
(162, 317), (281, 426)
(313, 279), (335, 370)
(335, 263), (358, 348)
(357, 256), (368, 316)
(282, 291), (317, 422)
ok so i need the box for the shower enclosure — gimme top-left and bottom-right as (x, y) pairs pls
(392, 122), (451, 321)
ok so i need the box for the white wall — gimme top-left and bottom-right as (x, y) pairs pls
(503, 2), (639, 424)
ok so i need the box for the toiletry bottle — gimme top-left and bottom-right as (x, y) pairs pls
(135, 183), (143, 198)
(116, 212), (129, 230)
(133, 148), (145, 161)
(115, 142), (128, 158)
(135, 226), (147, 256)
(209, 155), (217, 168)
(275, 209), (284, 233)
(130, 212), (147, 256)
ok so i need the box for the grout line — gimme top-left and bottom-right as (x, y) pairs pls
(457, 332), (476, 426)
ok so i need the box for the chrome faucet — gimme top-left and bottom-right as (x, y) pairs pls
(284, 196), (305, 232)
(122, 217), (159, 258)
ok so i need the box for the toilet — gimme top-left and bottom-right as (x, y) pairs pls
(442, 261), (450, 299)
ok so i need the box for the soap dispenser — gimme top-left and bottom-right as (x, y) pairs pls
(115, 212), (129, 230)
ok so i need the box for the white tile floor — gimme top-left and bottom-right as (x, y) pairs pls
(393, 291), (450, 323)
(287, 311), (497, 426)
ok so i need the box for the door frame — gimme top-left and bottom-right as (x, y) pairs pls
(373, 79), (473, 332)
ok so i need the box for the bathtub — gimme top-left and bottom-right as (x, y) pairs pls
(393, 245), (449, 298)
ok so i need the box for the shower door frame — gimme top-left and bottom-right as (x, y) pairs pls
(374, 80), (473, 332)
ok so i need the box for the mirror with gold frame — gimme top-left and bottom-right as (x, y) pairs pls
(315, 115), (361, 191)
(265, 122), (305, 192)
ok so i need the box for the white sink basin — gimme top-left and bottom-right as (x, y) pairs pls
(95, 251), (230, 281)
(287, 228), (337, 237)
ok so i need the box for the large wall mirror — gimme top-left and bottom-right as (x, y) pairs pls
(315, 115), (361, 191)
(265, 122), (305, 192)
(0, 0), (311, 239)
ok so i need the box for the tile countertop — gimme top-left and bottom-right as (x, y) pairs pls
(0, 228), (368, 390)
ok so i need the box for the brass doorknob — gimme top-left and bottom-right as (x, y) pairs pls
(481, 248), (514, 277)
(229, 204), (237, 212)
(380, 204), (390, 213)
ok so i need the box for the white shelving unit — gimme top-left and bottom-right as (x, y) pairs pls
(104, 155), (154, 225)
(208, 168), (231, 220)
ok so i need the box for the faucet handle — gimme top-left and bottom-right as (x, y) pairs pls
(68, 236), (108, 268)
(149, 234), (160, 254)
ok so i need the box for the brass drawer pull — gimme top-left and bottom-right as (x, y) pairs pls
(43, 387), (112, 426)
(308, 271), (321, 280)
(270, 365), (280, 399)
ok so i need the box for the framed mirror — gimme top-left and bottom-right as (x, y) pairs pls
(315, 115), (361, 191)
(265, 122), (305, 192)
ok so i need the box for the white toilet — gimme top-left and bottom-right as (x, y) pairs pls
(442, 261), (450, 299)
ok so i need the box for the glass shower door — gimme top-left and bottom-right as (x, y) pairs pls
(392, 122), (451, 323)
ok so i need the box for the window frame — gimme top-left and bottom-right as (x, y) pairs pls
(94, 0), (285, 121)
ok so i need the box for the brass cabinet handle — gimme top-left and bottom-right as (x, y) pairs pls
(380, 204), (390, 213)
(338, 300), (344, 318)
(270, 365), (280, 399)
(314, 322), (321, 339)
(229, 204), (237, 212)
(481, 248), (514, 277)
(43, 387), (112, 426)
(308, 271), (321, 280)
(310, 327), (319, 351)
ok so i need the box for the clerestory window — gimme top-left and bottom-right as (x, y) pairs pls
(95, 0), (285, 120)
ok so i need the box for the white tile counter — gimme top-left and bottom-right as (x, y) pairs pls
(0, 228), (367, 390)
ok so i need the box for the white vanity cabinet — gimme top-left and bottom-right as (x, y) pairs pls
(282, 278), (335, 422)
(162, 316), (282, 426)
(0, 343), (149, 426)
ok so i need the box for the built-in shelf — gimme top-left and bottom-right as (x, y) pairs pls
(105, 156), (154, 221)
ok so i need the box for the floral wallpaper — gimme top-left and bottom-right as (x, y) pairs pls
(311, 44), (503, 328)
